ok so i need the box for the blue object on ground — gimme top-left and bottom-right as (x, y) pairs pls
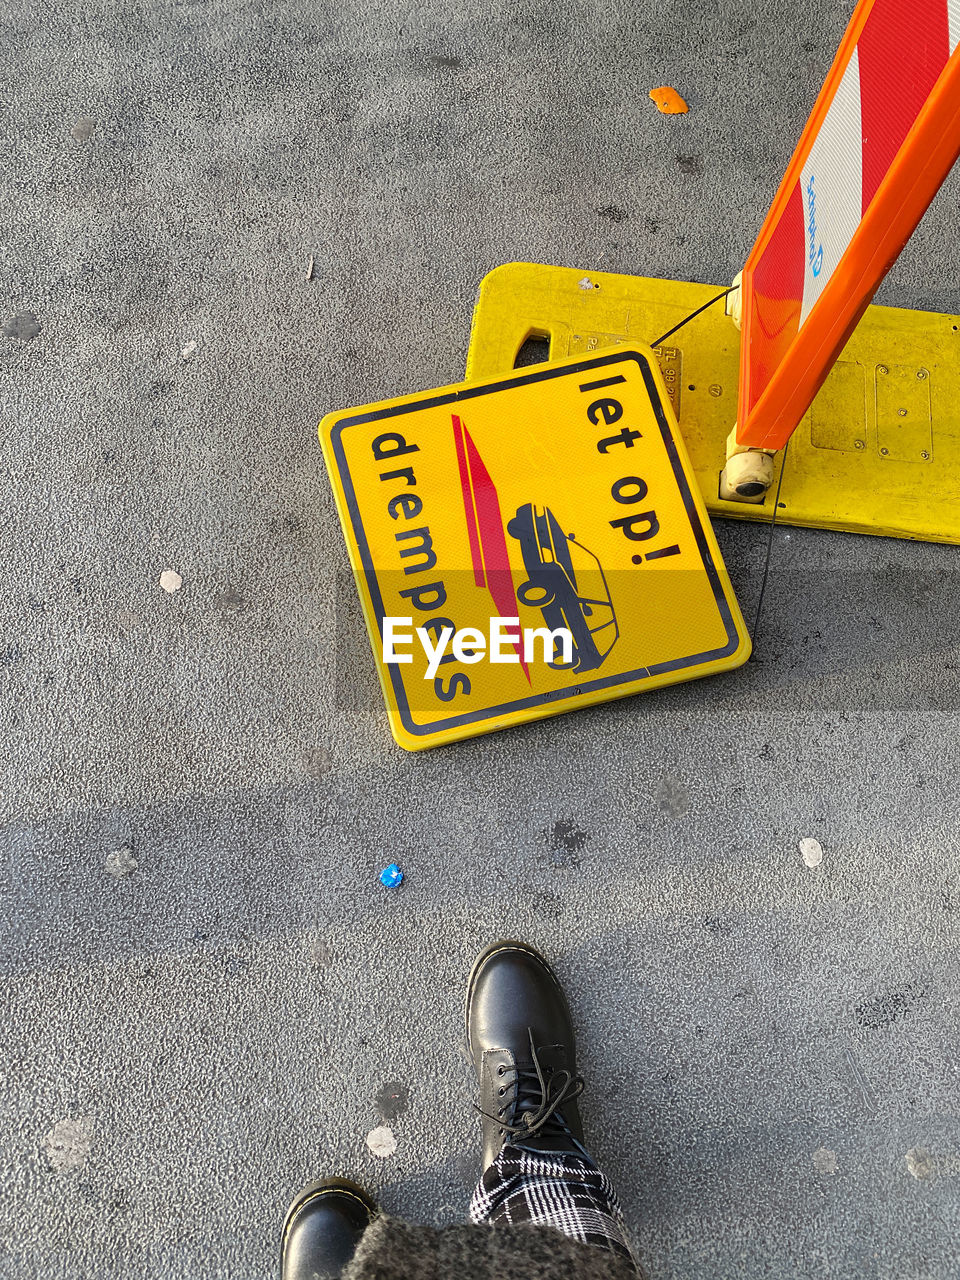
(379, 863), (404, 888)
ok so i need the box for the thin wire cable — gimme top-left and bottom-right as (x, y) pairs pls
(649, 285), (739, 348)
(750, 441), (789, 647)
(645, 280), (786, 651)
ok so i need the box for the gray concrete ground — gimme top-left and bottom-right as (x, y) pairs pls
(2, 1), (960, 1276)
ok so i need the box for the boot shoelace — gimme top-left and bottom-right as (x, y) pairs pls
(477, 1028), (585, 1141)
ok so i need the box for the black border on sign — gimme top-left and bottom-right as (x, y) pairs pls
(330, 350), (741, 736)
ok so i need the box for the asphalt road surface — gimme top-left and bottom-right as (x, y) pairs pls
(2, 1), (959, 1276)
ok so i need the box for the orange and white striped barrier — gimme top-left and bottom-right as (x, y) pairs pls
(737, 0), (960, 452)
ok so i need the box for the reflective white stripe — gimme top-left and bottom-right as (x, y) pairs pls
(950, 0), (960, 52)
(798, 48), (864, 328)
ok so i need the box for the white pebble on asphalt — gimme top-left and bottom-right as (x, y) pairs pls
(812, 1146), (838, 1175)
(800, 837), (824, 868)
(905, 1146), (934, 1179)
(104, 846), (138, 878)
(365, 1126), (397, 1158)
(159, 569), (182, 594)
(44, 1117), (94, 1173)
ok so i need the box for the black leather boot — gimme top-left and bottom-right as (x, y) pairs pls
(466, 939), (593, 1172)
(280, 1178), (377, 1280)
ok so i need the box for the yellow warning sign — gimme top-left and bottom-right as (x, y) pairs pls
(320, 346), (750, 750)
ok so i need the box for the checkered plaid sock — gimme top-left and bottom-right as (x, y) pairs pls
(468, 1142), (637, 1268)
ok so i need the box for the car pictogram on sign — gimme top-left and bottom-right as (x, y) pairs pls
(506, 503), (619, 673)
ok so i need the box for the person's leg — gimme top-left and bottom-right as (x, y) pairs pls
(465, 940), (637, 1268)
(280, 1178), (377, 1280)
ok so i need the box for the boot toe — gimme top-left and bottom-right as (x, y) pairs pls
(466, 940), (575, 1061)
(281, 1179), (377, 1280)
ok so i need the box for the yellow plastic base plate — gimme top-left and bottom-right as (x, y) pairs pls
(466, 263), (960, 544)
(320, 345), (750, 751)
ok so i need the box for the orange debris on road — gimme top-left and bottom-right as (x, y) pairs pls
(649, 86), (688, 114)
